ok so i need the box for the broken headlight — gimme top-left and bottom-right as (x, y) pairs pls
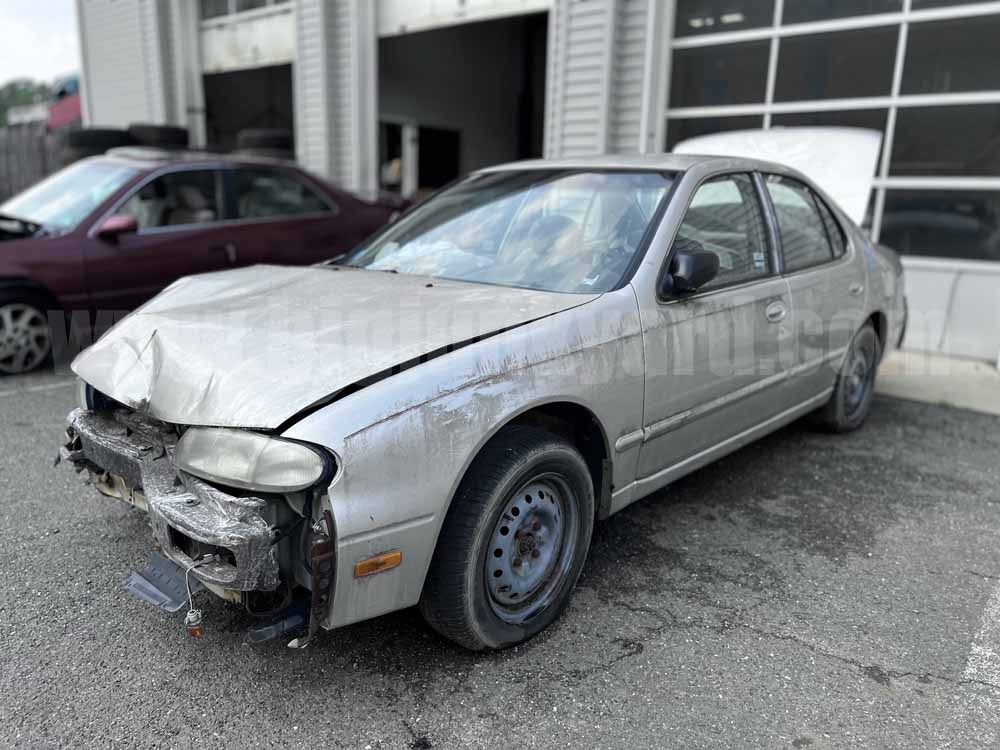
(174, 428), (331, 493)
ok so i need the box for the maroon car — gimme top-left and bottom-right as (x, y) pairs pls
(0, 148), (404, 374)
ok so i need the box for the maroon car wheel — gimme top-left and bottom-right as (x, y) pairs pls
(0, 296), (52, 375)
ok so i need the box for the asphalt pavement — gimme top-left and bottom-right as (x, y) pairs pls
(2, 370), (1000, 749)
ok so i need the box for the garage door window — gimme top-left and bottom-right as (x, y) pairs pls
(234, 169), (333, 219)
(766, 175), (837, 272)
(675, 173), (770, 291)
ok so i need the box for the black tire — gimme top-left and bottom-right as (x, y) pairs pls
(815, 322), (881, 432)
(62, 145), (106, 166)
(128, 123), (189, 149)
(419, 426), (595, 650)
(236, 128), (293, 151)
(66, 128), (134, 150)
(0, 290), (55, 376)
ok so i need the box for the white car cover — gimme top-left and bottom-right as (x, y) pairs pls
(673, 127), (882, 226)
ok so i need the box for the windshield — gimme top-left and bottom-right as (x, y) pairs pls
(0, 159), (139, 231)
(345, 169), (674, 293)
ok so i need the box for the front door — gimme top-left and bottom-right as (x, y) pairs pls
(634, 172), (795, 493)
(84, 168), (235, 312)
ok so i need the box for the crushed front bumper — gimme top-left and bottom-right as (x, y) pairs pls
(61, 408), (280, 592)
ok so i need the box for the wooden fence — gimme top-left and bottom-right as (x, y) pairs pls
(0, 123), (66, 202)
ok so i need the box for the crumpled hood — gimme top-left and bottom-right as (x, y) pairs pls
(72, 264), (598, 428)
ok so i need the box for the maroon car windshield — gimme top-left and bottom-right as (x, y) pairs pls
(0, 158), (139, 232)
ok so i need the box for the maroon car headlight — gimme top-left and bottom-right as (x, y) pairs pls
(174, 428), (330, 493)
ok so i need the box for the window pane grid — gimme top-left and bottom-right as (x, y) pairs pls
(671, 1), (1000, 47)
(664, 1), (1000, 258)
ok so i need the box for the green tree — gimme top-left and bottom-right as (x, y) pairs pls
(0, 79), (52, 127)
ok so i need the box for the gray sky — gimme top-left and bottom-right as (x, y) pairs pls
(0, 0), (79, 86)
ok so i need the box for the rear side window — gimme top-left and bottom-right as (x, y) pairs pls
(674, 172), (771, 291)
(814, 195), (847, 258)
(234, 169), (333, 219)
(765, 175), (836, 272)
(122, 170), (222, 230)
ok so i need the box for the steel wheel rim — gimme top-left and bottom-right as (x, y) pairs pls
(484, 473), (579, 624)
(844, 345), (873, 417)
(0, 303), (51, 375)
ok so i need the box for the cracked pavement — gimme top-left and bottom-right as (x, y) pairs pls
(2, 372), (1000, 749)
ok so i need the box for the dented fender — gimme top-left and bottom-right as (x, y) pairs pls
(282, 287), (645, 629)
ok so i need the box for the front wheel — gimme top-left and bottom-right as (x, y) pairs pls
(419, 426), (595, 650)
(0, 293), (53, 375)
(815, 322), (881, 432)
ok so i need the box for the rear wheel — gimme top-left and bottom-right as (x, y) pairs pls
(419, 426), (594, 650)
(815, 322), (880, 432)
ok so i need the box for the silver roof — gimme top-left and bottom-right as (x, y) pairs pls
(477, 153), (791, 174)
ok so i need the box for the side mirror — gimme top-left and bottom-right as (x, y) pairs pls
(664, 248), (720, 294)
(96, 214), (138, 242)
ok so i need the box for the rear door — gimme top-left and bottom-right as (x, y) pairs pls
(761, 173), (867, 404)
(224, 166), (363, 266)
(84, 168), (236, 311)
(636, 172), (795, 483)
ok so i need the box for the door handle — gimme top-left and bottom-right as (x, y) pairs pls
(849, 282), (865, 297)
(765, 301), (787, 323)
(211, 242), (238, 263)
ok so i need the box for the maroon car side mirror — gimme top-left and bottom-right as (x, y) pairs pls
(96, 214), (139, 242)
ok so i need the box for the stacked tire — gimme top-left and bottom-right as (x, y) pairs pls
(62, 128), (133, 165)
(235, 129), (294, 160)
(61, 123), (190, 165)
(127, 123), (189, 149)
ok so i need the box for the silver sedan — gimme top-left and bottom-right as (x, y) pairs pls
(61, 154), (905, 649)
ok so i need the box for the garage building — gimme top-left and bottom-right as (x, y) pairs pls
(75, 0), (1000, 362)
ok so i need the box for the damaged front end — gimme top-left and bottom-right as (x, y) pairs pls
(59, 402), (334, 644)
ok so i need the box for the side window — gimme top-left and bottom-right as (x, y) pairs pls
(234, 169), (333, 219)
(765, 175), (836, 271)
(814, 194), (847, 258)
(674, 173), (770, 291)
(121, 170), (221, 230)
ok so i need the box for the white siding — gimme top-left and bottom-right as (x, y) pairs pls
(546, 0), (613, 156)
(607, 0), (648, 153)
(77, 0), (169, 126)
(544, 0), (653, 157)
(294, 0), (331, 177)
(331, 0), (355, 187)
(294, 0), (377, 193)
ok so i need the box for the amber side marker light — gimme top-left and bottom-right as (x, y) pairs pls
(355, 550), (403, 578)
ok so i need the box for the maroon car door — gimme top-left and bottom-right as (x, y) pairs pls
(84, 168), (238, 312)
(224, 166), (369, 267)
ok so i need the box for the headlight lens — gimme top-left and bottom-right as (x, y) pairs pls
(174, 428), (329, 493)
